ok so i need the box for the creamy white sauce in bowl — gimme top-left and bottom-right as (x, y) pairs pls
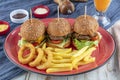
(34, 8), (48, 14)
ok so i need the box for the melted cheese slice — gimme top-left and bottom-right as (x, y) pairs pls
(36, 35), (45, 43)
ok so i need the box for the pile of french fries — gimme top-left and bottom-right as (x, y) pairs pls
(38, 43), (96, 73)
(18, 43), (96, 73)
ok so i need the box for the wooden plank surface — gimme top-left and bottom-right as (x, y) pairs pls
(12, 21), (120, 80)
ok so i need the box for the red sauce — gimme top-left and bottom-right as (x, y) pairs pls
(12, 13), (26, 19)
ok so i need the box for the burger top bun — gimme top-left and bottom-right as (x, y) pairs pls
(47, 18), (71, 36)
(20, 18), (45, 41)
(74, 15), (99, 37)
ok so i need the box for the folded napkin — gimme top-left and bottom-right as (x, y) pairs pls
(112, 22), (120, 69)
(0, 0), (120, 80)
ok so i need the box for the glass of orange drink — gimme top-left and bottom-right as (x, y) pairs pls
(93, 0), (112, 28)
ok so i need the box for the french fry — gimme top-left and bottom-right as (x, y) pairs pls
(41, 54), (47, 63)
(83, 56), (95, 62)
(42, 43), (46, 50)
(78, 57), (95, 66)
(54, 48), (72, 53)
(53, 53), (72, 58)
(70, 50), (78, 55)
(72, 47), (96, 68)
(51, 63), (72, 68)
(74, 64), (79, 70)
(78, 61), (91, 66)
(46, 47), (54, 51)
(90, 57), (95, 62)
(83, 47), (96, 62)
(72, 46), (89, 58)
(52, 59), (72, 63)
(36, 49), (53, 69)
(88, 57), (95, 62)
(53, 56), (63, 60)
(73, 57), (95, 70)
(46, 67), (72, 73)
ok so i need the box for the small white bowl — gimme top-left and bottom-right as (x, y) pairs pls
(10, 9), (29, 23)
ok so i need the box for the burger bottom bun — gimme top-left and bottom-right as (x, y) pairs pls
(72, 32), (102, 49)
(46, 39), (71, 48)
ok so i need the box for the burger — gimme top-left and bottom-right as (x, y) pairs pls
(46, 18), (71, 48)
(73, 15), (102, 50)
(18, 18), (45, 47)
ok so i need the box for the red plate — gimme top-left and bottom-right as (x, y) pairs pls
(4, 18), (115, 76)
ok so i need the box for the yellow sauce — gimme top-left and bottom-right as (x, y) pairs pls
(0, 24), (8, 32)
(94, 0), (111, 12)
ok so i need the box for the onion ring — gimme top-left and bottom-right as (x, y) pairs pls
(18, 43), (36, 64)
(36, 49), (53, 70)
(29, 48), (44, 67)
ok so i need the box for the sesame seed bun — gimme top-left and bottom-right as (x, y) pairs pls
(20, 18), (45, 41)
(47, 18), (71, 36)
(74, 15), (99, 37)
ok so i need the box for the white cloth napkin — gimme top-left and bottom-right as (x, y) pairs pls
(112, 21), (120, 69)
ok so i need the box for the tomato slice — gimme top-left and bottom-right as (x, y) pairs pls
(91, 36), (98, 41)
(32, 42), (39, 46)
(50, 40), (62, 44)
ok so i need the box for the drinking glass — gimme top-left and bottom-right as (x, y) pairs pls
(93, 0), (112, 28)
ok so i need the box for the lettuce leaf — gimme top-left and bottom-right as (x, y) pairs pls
(18, 39), (27, 47)
(74, 39), (98, 50)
